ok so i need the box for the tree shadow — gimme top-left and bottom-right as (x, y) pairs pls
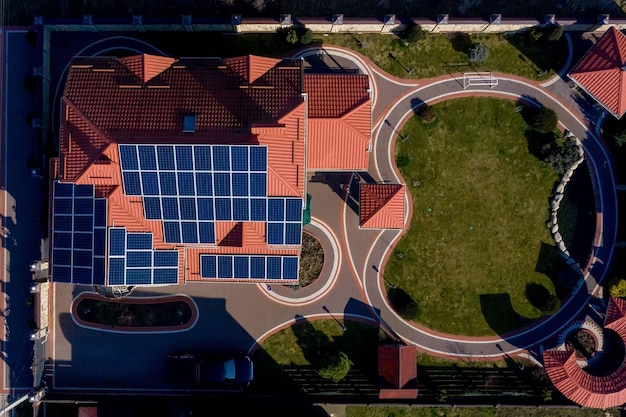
(525, 282), (558, 315)
(479, 293), (529, 335)
(292, 314), (341, 372)
(387, 287), (419, 320)
(504, 29), (567, 79)
(449, 32), (472, 53)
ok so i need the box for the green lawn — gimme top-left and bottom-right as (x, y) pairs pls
(386, 97), (566, 336)
(323, 31), (565, 80)
(346, 407), (619, 417)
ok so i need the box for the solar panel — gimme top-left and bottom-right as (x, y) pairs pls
(53, 199), (72, 214)
(141, 172), (159, 196)
(127, 251), (152, 268)
(213, 146), (230, 171)
(74, 185), (94, 197)
(250, 257), (265, 279)
(53, 232), (72, 249)
(179, 198), (197, 221)
(285, 223), (302, 245)
(127, 233), (152, 250)
(119, 145), (139, 170)
(73, 232), (92, 250)
(177, 172), (195, 196)
(162, 197), (180, 220)
(52, 266), (71, 282)
(181, 222), (198, 243)
(93, 229), (106, 256)
(286, 199), (302, 222)
(164, 222), (181, 243)
(231, 146), (248, 172)
(94, 200), (107, 227)
(153, 269), (178, 285)
(195, 173), (212, 196)
(73, 267), (93, 284)
(108, 258), (125, 285)
(53, 215), (72, 232)
(73, 250), (93, 267)
(53, 249), (71, 266)
(213, 173), (230, 196)
(267, 256), (282, 279)
(267, 223), (284, 245)
(54, 182), (74, 197)
(144, 197), (162, 220)
(74, 216), (93, 232)
(268, 198), (285, 222)
(232, 198), (249, 221)
(157, 145), (176, 170)
(250, 198), (266, 221)
(231, 173), (248, 197)
(233, 256), (249, 278)
(198, 222), (215, 244)
(109, 228), (126, 256)
(126, 269), (152, 285)
(175, 146), (193, 170)
(93, 257), (106, 285)
(159, 172), (177, 195)
(283, 257), (298, 280)
(217, 255), (233, 278)
(215, 198), (231, 221)
(197, 198), (214, 221)
(249, 173), (266, 197)
(154, 251), (178, 267)
(138, 145), (157, 170)
(201, 255), (217, 278)
(194, 146), (212, 171)
(250, 146), (267, 171)
(123, 172), (142, 195)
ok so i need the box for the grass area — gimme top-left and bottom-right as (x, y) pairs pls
(298, 232), (324, 287)
(387, 97), (567, 336)
(323, 31), (565, 80)
(346, 406), (620, 417)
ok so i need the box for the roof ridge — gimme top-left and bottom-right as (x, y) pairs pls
(340, 103), (372, 139)
(361, 184), (402, 225)
(267, 164), (301, 197)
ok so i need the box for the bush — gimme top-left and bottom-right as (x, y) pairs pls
(612, 130), (626, 148)
(544, 23), (563, 41)
(299, 28), (313, 45)
(530, 106), (558, 133)
(418, 105), (437, 124)
(285, 28), (299, 44)
(396, 154), (410, 168)
(468, 43), (489, 62)
(609, 277), (626, 298)
(317, 351), (352, 382)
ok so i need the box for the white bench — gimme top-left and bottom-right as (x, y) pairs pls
(462, 72), (498, 89)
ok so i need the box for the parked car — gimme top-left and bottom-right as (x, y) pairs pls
(167, 352), (253, 389)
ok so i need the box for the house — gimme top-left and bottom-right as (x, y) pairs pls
(50, 53), (371, 287)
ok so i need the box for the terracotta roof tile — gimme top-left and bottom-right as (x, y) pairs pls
(378, 344), (418, 399)
(119, 54), (177, 83)
(224, 55), (281, 84)
(359, 184), (405, 229)
(304, 74), (369, 117)
(569, 27), (626, 118)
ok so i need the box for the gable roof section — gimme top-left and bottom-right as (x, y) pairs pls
(378, 344), (418, 399)
(223, 55), (281, 84)
(569, 27), (626, 118)
(359, 184), (405, 229)
(304, 74), (369, 117)
(119, 54), (177, 83)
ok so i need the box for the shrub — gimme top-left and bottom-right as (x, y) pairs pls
(612, 130), (626, 148)
(396, 154), (410, 168)
(544, 23), (563, 41)
(530, 106), (558, 133)
(299, 28), (313, 45)
(317, 351), (352, 382)
(285, 28), (299, 44)
(468, 42), (489, 62)
(418, 105), (437, 124)
(609, 277), (626, 298)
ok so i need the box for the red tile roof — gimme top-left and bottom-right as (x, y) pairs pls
(304, 74), (369, 118)
(378, 344), (418, 399)
(359, 184), (406, 229)
(119, 54), (177, 82)
(543, 297), (626, 408)
(569, 27), (626, 118)
(223, 55), (281, 84)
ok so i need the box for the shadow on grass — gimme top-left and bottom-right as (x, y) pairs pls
(504, 31), (566, 79)
(525, 282), (559, 315)
(387, 287), (419, 320)
(479, 293), (529, 335)
(449, 32), (472, 53)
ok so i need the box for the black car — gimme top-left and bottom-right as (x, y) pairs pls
(167, 352), (253, 388)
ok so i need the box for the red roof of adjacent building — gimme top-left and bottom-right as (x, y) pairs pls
(543, 297), (626, 408)
(359, 184), (406, 229)
(304, 74), (371, 170)
(569, 27), (626, 118)
(378, 344), (418, 399)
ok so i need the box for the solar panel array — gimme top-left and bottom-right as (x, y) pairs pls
(108, 228), (179, 285)
(51, 182), (107, 285)
(200, 254), (299, 281)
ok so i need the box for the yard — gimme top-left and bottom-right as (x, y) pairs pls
(386, 97), (569, 336)
(346, 407), (620, 417)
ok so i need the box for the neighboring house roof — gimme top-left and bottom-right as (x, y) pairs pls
(543, 297), (626, 408)
(359, 184), (405, 229)
(378, 344), (418, 399)
(568, 27), (626, 118)
(304, 74), (371, 170)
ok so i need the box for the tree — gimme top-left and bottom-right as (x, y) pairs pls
(468, 43), (489, 62)
(530, 106), (558, 133)
(317, 351), (352, 382)
(285, 28), (299, 44)
(608, 277), (626, 298)
(544, 23), (563, 41)
(418, 104), (437, 124)
(299, 28), (313, 45)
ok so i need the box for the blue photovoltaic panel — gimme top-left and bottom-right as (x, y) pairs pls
(127, 251), (152, 267)
(154, 251), (178, 267)
(74, 199), (94, 214)
(234, 256), (249, 278)
(109, 229), (126, 256)
(144, 197), (162, 220)
(194, 146), (212, 171)
(138, 145), (157, 170)
(53, 199), (72, 214)
(94, 200), (107, 227)
(119, 145), (139, 170)
(54, 182), (74, 197)
(126, 269), (152, 285)
(285, 223), (302, 245)
(195, 173), (212, 196)
(93, 257), (106, 285)
(157, 146), (176, 170)
(250, 146), (267, 171)
(53, 232), (72, 249)
(231, 146), (248, 171)
(162, 197), (179, 220)
(215, 198), (231, 221)
(179, 198), (197, 221)
(283, 257), (298, 280)
(198, 222), (215, 244)
(73, 250), (92, 268)
(212, 146), (230, 171)
(232, 198), (249, 221)
(159, 172), (177, 195)
(141, 172), (159, 196)
(231, 173), (248, 197)
(53, 249), (71, 266)
(52, 266), (71, 283)
(267, 256), (281, 279)
(127, 233), (152, 250)
(164, 222), (181, 243)
(213, 173), (230, 197)
(217, 255), (233, 278)
(250, 257), (265, 279)
(181, 222), (198, 243)
(250, 199), (266, 221)
(197, 198), (214, 221)
(249, 173), (266, 197)
(74, 185), (94, 197)
(177, 172), (195, 196)
(286, 199), (302, 222)
(108, 258), (125, 285)
(267, 223), (284, 245)
(53, 215), (72, 231)
(268, 198), (284, 222)
(153, 269), (178, 285)
(123, 172), (142, 195)
(93, 229), (106, 256)
(73, 267), (92, 284)
(74, 216), (93, 232)
(73, 232), (92, 250)
(175, 146), (193, 170)
(201, 255), (217, 278)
